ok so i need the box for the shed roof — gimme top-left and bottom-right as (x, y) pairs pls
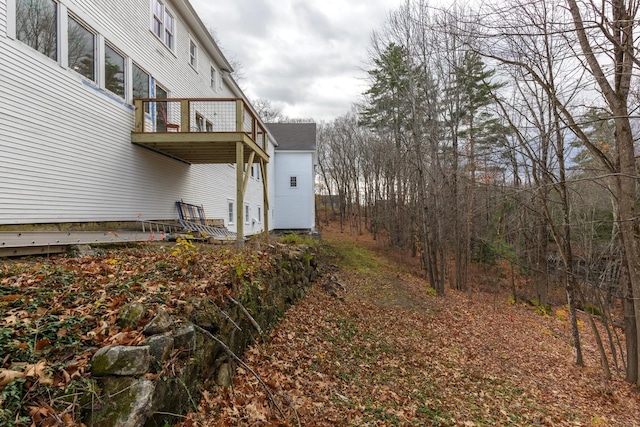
(266, 123), (317, 151)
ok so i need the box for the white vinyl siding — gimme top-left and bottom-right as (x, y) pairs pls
(0, 0), (268, 236)
(210, 65), (217, 90)
(273, 152), (315, 229)
(2, 0), (10, 38)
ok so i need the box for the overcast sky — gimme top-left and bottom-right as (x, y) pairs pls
(190, 0), (405, 122)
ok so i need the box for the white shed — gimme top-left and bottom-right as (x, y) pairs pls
(266, 123), (317, 230)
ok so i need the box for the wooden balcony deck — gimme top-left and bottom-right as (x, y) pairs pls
(130, 98), (270, 246)
(131, 98), (269, 164)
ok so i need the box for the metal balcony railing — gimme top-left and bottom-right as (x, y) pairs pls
(133, 98), (268, 153)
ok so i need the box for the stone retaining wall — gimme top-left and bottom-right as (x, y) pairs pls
(85, 245), (317, 427)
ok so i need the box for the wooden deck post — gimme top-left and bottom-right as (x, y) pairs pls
(252, 117), (257, 142)
(262, 130), (268, 152)
(236, 100), (244, 132)
(134, 99), (144, 132)
(180, 100), (190, 132)
(260, 158), (269, 236)
(236, 141), (245, 248)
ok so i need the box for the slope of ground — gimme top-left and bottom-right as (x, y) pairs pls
(0, 241), (276, 425)
(184, 227), (640, 426)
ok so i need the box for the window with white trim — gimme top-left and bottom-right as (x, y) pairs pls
(257, 206), (262, 222)
(68, 16), (95, 82)
(289, 176), (298, 188)
(164, 9), (174, 49)
(16, 0), (58, 60)
(152, 0), (162, 38)
(189, 39), (197, 68)
(132, 62), (150, 111)
(244, 204), (250, 224)
(105, 43), (125, 98)
(195, 113), (204, 131)
(152, 0), (174, 50)
(227, 201), (234, 225)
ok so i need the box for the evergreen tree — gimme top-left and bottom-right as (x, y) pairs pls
(360, 43), (413, 137)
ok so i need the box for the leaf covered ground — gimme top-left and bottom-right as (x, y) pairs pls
(0, 241), (275, 425)
(184, 227), (640, 426)
(2, 228), (640, 426)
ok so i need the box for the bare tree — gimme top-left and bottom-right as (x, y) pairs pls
(252, 98), (285, 123)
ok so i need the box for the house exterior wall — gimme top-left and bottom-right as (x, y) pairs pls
(273, 151), (315, 230)
(0, 0), (269, 235)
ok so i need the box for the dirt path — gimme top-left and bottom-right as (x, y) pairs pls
(181, 231), (640, 426)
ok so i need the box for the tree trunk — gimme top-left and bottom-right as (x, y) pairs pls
(616, 120), (640, 384)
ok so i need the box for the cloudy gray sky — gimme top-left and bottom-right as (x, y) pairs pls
(190, 0), (405, 122)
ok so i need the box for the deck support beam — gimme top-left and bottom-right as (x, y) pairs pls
(236, 141), (245, 248)
(260, 158), (269, 236)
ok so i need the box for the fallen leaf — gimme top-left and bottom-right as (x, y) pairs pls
(0, 369), (26, 387)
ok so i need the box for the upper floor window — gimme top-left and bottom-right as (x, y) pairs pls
(105, 43), (125, 98)
(68, 16), (95, 82)
(164, 11), (174, 49)
(152, 0), (174, 50)
(290, 176), (298, 188)
(16, 0), (58, 61)
(152, 0), (162, 38)
(189, 40), (197, 68)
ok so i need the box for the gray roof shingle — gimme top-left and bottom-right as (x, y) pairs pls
(266, 123), (316, 151)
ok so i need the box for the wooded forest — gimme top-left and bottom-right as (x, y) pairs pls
(314, 0), (640, 387)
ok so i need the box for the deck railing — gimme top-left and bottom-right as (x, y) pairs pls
(133, 98), (268, 151)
